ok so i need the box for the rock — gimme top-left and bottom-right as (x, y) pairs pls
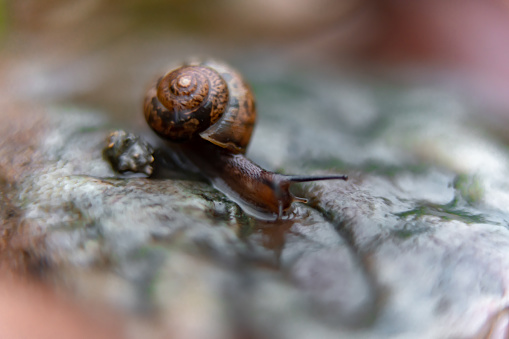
(2, 69), (509, 339)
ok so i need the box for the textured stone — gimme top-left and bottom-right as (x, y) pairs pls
(2, 69), (509, 339)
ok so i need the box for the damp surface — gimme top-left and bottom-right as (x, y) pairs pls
(2, 63), (509, 338)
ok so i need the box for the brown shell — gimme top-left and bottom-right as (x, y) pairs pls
(144, 60), (256, 154)
(144, 65), (229, 142)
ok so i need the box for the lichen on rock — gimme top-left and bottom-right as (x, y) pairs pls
(3, 76), (509, 338)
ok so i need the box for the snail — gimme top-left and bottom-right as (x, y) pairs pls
(143, 59), (347, 220)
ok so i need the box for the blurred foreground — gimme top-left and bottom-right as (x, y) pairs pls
(2, 1), (509, 338)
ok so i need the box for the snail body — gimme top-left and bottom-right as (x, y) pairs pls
(180, 139), (347, 219)
(144, 59), (347, 220)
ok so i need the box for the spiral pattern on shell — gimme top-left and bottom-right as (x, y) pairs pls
(144, 60), (257, 153)
(144, 65), (229, 142)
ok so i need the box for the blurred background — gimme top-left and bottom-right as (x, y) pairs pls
(2, 0), (509, 338)
(2, 0), (509, 128)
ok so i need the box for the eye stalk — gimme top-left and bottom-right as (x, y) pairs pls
(142, 59), (348, 220)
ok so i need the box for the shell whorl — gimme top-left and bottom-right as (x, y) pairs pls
(144, 60), (257, 154)
(144, 65), (229, 142)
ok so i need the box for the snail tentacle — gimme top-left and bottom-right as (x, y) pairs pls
(143, 59), (348, 220)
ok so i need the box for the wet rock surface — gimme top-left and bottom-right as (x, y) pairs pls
(2, 70), (509, 339)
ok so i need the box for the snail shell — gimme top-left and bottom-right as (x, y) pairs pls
(143, 59), (348, 220)
(144, 60), (256, 154)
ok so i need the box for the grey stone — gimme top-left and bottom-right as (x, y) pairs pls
(3, 70), (509, 339)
